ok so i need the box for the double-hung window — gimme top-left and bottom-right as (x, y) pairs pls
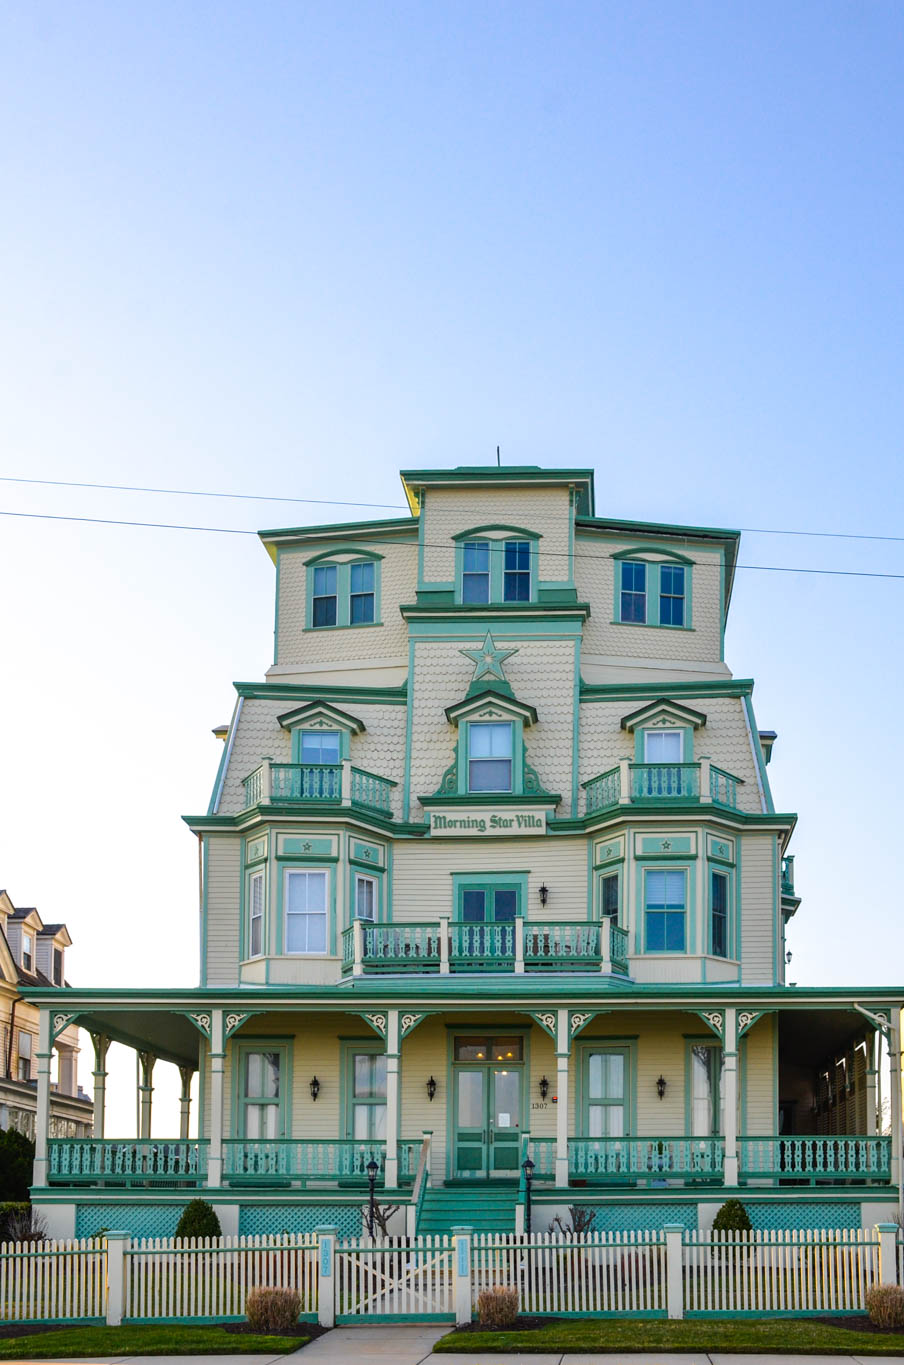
(711, 870), (729, 958)
(285, 869), (328, 954)
(240, 1050), (282, 1140)
(312, 565), (338, 627)
(53, 948), (63, 985)
(350, 1052), (387, 1140)
(468, 721), (513, 792)
(249, 870), (264, 957)
(298, 730), (341, 798)
(503, 541), (530, 600)
(690, 1042), (724, 1136)
(17, 1030), (31, 1083)
(659, 564), (685, 626)
(601, 872), (620, 921)
(349, 562), (375, 623)
(462, 541), (490, 603)
(22, 935), (33, 973)
(355, 874), (376, 921)
(620, 562), (646, 622)
(644, 869), (687, 952)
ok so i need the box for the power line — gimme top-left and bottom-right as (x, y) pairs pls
(3, 506), (904, 582)
(2, 473), (904, 548)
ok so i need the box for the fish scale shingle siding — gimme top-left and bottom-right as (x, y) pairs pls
(422, 485), (572, 584)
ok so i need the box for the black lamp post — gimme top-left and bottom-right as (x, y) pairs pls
(366, 1156), (379, 1238)
(521, 1156), (535, 1235)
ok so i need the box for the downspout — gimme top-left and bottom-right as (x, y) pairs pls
(6, 998), (16, 1079)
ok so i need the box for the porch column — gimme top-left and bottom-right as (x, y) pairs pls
(384, 1009), (400, 1189)
(90, 1033), (111, 1139)
(722, 1007), (739, 1186)
(555, 1007), (570, 1188)
(137, 1051), (155, 1139)
(890, 1006), (902, 1197)
(178, 1066), (194, 1140)
(207, 1009), (225, 1188)
(33, 1008), (52, 1186)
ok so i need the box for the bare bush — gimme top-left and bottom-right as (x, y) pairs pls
(5, 1207), (47, 1243)
(866, 1285), (904, 1329)
(476, 1285), (519, 1328)
(245, 1286), (302, 1333)
(548, 1205), (596, 1238)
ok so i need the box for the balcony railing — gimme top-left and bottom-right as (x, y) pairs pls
(583, 759), (742, 815)
(223, 1139), (387, 1184)
(242, 760), (396, 817)
(739, 1135), (890, 1183)
(781, 855), (796, 897)
(342, 917), (631, 977)
(47, 1139), (208, 1185)
(569, 1136), (725, 1182)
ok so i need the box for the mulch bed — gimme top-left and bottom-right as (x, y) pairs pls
(815, 1315), (904, 1335)
(0, 1325), (67, 1340)
(225, 1321), (329, 1340)
(452, 1316), (562, 1333)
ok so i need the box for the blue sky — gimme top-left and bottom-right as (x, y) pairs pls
(1, 2), (903, 1132)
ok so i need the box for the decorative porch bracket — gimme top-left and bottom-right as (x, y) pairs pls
(738, 1009), (775, 1038)
(569, 1010), (607, 1039)
(529, 1011), (558, 1042)
(180, 1010), (263, 1040)
(854, 1004), (891, 1040)
(400, 1011), (430, 1040)
(694, 1010), (725, 1042)
(51, 1012), (80, 1042)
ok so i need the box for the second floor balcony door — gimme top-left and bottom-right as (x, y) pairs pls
(458, 886), (518, 964)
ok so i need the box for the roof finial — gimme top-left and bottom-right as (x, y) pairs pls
(496, 444), (501, 466)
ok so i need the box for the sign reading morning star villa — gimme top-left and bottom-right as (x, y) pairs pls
(429, 809), (548, 836)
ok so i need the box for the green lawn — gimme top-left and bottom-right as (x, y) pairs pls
(0, 1325), (308, 1358)
(435, 1316), (904, 1355)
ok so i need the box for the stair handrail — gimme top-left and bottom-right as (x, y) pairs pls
(408, 1129), (433, 1235)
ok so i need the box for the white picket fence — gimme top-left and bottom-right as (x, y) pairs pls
(473, 1230), (663, 1315)
(0, 1224), (899, 1326)
(125, 1234), (319, 1322)
(0, 1238), (106, 1322)
(683, 1228), (879, 1316)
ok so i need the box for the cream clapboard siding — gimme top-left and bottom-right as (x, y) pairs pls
(575, 535), (724, 664)
(422, 485), (573, 585)
(217, 698), (407, 818)
(743, 1014), (776, 1135)
(205, 835), (241, 986)
(578, 696), (764, 814)
(740, 835), (778, 985)
(393, 836), (588, 921)
(408, 637), (577, 819)
(275, 540), (416, 667)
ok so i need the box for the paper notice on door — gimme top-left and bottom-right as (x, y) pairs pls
(497, 1113), (511, 1127)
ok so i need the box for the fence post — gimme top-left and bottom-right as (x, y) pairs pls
(663, 1223), (684, 1320)
(877, 1223), (898, 1286)
(316, 1225), (337, 1328)
(104, 1230), (130, 1327)
(451, 1225), (473, 1327)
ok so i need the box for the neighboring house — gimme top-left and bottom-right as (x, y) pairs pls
(0, 892), (91, 1141)
(24, 464), (902, 1241)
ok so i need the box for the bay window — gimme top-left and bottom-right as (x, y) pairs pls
(285, 869), (328, 954)
(644, 869), (687, 952)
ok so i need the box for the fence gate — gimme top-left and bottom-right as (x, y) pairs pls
(334, 1234), (454, 1322)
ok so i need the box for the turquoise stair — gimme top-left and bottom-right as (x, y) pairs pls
(417, 1183), (519, 1235)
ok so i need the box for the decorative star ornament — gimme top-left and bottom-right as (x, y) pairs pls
(460, 630), (518, 682)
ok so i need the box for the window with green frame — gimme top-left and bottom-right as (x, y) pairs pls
(615, 556), (691, 628)
(710, 869), (729, 957)
(468, 721), (514, 792)
(688, 1041), (724, 1135)
(458, 535), (536, 604)
(236, 1045), (287, 1139)
(584, 1048), (628, 1137)
(346, 1047), (387, 1140)
(306, 553), (380, 628)
(644, 868), (687, 952)
(248, 868), (264, 957)
(454, 874), (525, 923)
(599, 870), (620, 922)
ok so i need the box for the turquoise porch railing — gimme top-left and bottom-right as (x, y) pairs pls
(569, 1135), (724, 1182)
(350, 766), (396, 815)
(450, 921), (516, 969)
(242, 768), (263, 806)
(631, 762), (699, 801)
(271, 763), (342, 801)
(223, 1139), (386, 1184)
(709, 765), (739, 808)
(583, 767), (621, 814)
(47, 1139), (208, 1185)
(609, 921), (629, 974)
(738, 1135), (890, 1183)
(524, 921), (601, 969)
(781, 855), (795, 896)
(527, 1135), (557, 1179)
(342, 922), (442, 972)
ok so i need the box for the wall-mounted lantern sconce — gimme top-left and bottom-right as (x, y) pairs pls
(539, 1075), (549, 1100)
(656, 1075), (667, 1101)
(538, 884), (549, 907)
(309, 1076), (320, 1102)
(426, 1075), (437, 1102)
(785, 950), (793, 965)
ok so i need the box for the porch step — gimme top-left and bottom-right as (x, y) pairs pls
(417, 1183), (519, 1235)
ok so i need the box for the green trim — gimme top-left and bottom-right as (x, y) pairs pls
(278, 701), (365, 735)
(571, 636), (580, 817)
(403, 639), (415, 821)
(621, 699), (708, 731)
(232, 1038), (292, 1139)
(416, 489), (426, 590)
(452, 872), (527, 920)
(260, 516), (414, 543)
(575, 1039), (637, 1140)
(277, 861), (337, 959)
(401, 602), (590, 622)
(451, 523), (543, 541)
(684, 1036), (723, 1136)
(273, 549), (281, 664)
(303, 545), (385, 566)
(199, 838), (209, 988)
(400, 465), (595, 516)
(633, 725), (694, 763)
(340, 1038), (387, 1140)
(745, 692), (775, 814)
(305, 554), (382, 631)
(636, 860), (697, 956)
(580, 679), (754, 701)
(349, 863), (384, 926)
(614, 556), (693, 630)
(446, 1023), (531, 1180)
(234, 681), (407, 704)
(612, 545), (695, 566)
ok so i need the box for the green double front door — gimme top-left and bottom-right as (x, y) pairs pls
(452, 1035), (523, 1178)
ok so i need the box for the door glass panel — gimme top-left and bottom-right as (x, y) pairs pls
(461, 890), (486, 923)
(493, 1070), (519, 1127)
(490, 1038), (522, 1061)
(492, 890), (517, 922)
(457, 1070), (485, 1127)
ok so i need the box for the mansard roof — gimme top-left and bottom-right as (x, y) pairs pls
(400, 464), (596, 516)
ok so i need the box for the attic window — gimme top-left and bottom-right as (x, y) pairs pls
(53, 948), (63, 986)
(22, 935), (33, 972)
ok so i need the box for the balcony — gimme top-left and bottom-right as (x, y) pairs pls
(583, 759), (742, 816)
(781, 855), (795, 897)
(242, 760), (396, 818)
(341, 918), (631, 977)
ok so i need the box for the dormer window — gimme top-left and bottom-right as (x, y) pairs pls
(643, 729), (684, 763)
(659, 564), (685, 626)
(503, 541), (531, 601)
(306, 550), (382, 629)
(455, 529), (538, 605)
(312, 565), (338, 626)
(22, 934), (33, 972)
(300, 731), (340, 765)
(620, 561), (646, 622)
(53, 948), (63, 985)
(614, 550), (693, 628)
(349, 562), (375, 623)
(468, 722), (513, 792)
(462, 541), (490, 603)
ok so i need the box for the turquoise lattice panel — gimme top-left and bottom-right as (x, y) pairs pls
(587, 1203), (697, 1233)
(75, 1203), (184, 1239)
(746, 1201), (861, 1231)
(239, 1204), (363, 1237)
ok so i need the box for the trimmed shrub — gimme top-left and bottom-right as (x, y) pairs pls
(712, 1198), (752, 1234)
(477, 1286), (518, 1328)
(175, 1199), (221, 1240)
(245, 1287), (301, 1333)
(0, 1131), (35, 1203)
(866, 1285), (904, 1329)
